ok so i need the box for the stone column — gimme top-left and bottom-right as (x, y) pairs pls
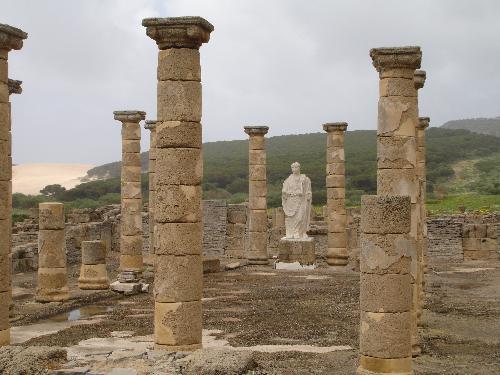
(78, 240), (109, 290)
(0, 23), (27, 346)
(114, 110), (145, 280)
(244, 126), (269, 265)
(416, 115), (429, 324)
(36, 202), (69, 302)
(144, 120), (157, 265)
(358, 195), (413, 375)
(143, 16), (213, 351)
(370, 46), (422, 357)
(323, 122), (348, 267)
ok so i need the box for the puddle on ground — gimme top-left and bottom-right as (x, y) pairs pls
(50, 305), (114, 322)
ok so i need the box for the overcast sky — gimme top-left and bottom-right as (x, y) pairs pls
(3, 0), (500, 165)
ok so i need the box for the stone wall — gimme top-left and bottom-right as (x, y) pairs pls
(427, 216), (465, 263)
(202, 200), (228, 257)
(225, 204), (248, 259)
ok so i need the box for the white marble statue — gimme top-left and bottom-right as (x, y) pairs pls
(282, 162), (312, 239)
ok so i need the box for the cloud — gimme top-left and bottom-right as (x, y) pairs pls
(3, 0), (500, 164)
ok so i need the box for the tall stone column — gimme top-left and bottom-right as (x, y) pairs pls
(370, 46), (422, 357)
(145, 120), (157, 264)
(244, 126), (269, 265)
(0, 23), (27, 347)
(358, 195), (413, 375)
(143, 16), (213, 351)
(323, 122), (348, 267)
(36, 202), (70, 302)
(114, 111), (145, 280)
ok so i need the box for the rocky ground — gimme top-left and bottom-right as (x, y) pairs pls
(3, 255), (500, 374)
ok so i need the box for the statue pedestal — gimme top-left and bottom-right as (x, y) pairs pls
(275, 237), (316, 270)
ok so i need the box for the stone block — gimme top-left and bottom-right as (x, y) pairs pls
(328, 232), (347, 248)
(226, 222), (245, 237)
(0, 103), (10, 140)
(38, 229), (66, 268)
(119, 254), (143, 272)
(327, 187), (345, 200)
(0, 182), (10, 220)
(154, 222), (202, 256)
(0, 140), (11, 180)
(278, 238), (315, 265)
(122, 166), (141, 183)
(36, 267), (69, 302)
(249, 196), (266, 210)
(248, 231), (268, 253)
(326, 175), (345, 188)
(81, 240), (106, 265)
(157, 80), (201, 122)
(378, 96), (418, 137)
(154, 301), (202, 347)
(361, 195), (411, 234)
(110, 281), (142, 294)
(486, 224), (498, 239)
(155, 255), (202, 302)
(377, 136), (417, 169)
(39, 202), (64, 230)
(326, 247), (348, 265)
(227, 206), (247, 224)
(379, 77), (416, 97)
(249, 135), (265, 150)
(326, 163), (345, 176)
(326, 147), (345, 165)
(327, 213), (346, 233)
(0, 83), (8, 103)
(156, 121), (201, 148)
(462, 237), (480, 251)
(480, 238), (497, 252)
(0, 291), (9, 330)
(360, 311), (411, 358)
(360, 273), (411, 313)
(249, 180), (267, 197)
(249, 164), (266, 181)
(158, 48), (201, 81)
(0, 59), (6, 83)
(463, 250), (490, 260)
(327, 198), (346, 215)
(0, 254), (10, 292)
(0, 218), (10, 255)
(78, 264), (109, 290)
(155, 184), (201, 223)
(121, 181), (142, 199)
(156, 148), (202, 185)
(377, 169), (417, 203)
(122, 153), (141, 169)
(121, 212), (142, 236)
(327, 133), (344, 148)
(122, 122), (141, 140)
(122, 139), (141, 153)
(248, 210), (268, 232)
(249, 149), (266, 165)
(360, 233), (414, 275)
(359, 355), (411, 374)
(203, 256), (221, 273)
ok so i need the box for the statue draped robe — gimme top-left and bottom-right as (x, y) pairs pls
(282, 174), (312, 239)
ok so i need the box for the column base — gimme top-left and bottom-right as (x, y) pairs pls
(154, 343), (202, 352)
(326, 247), (348, 267)
(278, 237), (315, 265)
(357, 355), (412, 375)
(0, 328), (9, 346)
(35, 287), (70, 302)
(78, 264), (110, 290)
(119, 254), (144, 273)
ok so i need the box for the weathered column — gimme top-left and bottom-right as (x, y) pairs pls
(8, 79), (22, 95)
(114, 110), (145, 280)
(244, 126), (269, 265)
(36, 202), (69, 302)
(416, 115), (429, 322)
(144, 120), (158, 264)
(323, 122), (348, 268)
(358, 195), (413, 375)
(370, 46), (422, 357)
(0, 24), (27, 346)
(143, 16), (213, 351)
(78, 240), (109, 290)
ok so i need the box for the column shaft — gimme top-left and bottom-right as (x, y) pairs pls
(143, 16), (213, 351)
(245, 126), (269, 265)
(324, 122), (348, 267)
(358, 195), (413, 375)
(79, 240), (109, 289)
(145, 120), (157, 263)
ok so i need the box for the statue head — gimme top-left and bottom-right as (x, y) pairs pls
(291, 162), (301, 175)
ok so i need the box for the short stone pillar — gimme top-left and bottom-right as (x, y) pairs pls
(277, 238), (315, 269)
(114, 110), (146, 279)
(370, 46), (422, 357)
(323, 122), (348, 267)
(78, 240), (109, 290)
(36, 202), (69, 302)
(244, 126), (269, 265)
(358, 195), (413, 375)
(144, 120), (158, 264)
(0, 23), (27, 346)
(143, 16), (213, 351)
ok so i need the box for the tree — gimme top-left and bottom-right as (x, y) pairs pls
(40, 184), (66, 199)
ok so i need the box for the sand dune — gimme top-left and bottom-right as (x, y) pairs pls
(12, 163), (95, 195)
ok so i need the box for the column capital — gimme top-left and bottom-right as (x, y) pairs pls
(142, 17), (214, 50)
(113, 110), (146, 123)
(323, 122), (348, 133)
(8, 79), (22, 95)
(144, 119), (158, 130)
(417, 117), (430, 130)
(414, 70), (426, 90)
(370, 46), (421, 73)
(244, 126), (269, 136)
(0, 23), (28, 51)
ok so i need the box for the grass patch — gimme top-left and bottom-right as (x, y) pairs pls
(427, 194), (500, 215)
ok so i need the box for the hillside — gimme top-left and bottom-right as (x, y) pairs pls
(441, 117), (500, 137)
(80, 128), (500, 207)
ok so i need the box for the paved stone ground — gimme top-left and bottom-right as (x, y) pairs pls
(6, 255), (500, 374)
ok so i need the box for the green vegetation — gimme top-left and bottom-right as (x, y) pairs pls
(427, 194), (500, 215)
(12, 128), (500, 217)
(441, 117), (500, 137)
